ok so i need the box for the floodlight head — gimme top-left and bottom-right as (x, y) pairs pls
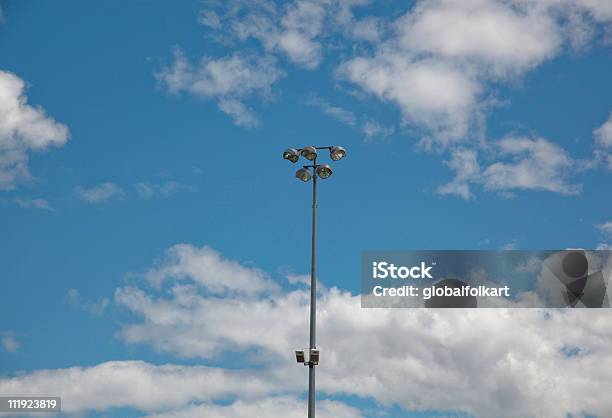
(316, 164), (333, 179)
(330, 146), (346, 161)
(295, 350), (306, 363)
(283, 148), (300, 163)
(296, 167), (312, 182)
(301, 146), (318, 161)
(310, 349), (320, 365)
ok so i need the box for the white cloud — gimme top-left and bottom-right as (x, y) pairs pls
(340, 54), (479, 144)
(338, 0), (612, 153)
(362, 120), (394, 141)
(306, 96), (395, 141)
(110, 245), (612, 417)
(144, 396), (362, 418)
(66, 288), (109, 315)
(438, 137), (580, 199)
(436, 148), (480, 199)
(5, 246), (612, 417)
(190, 0), (611, 197)
(1, 335), (18, 353)
(198, 10), (222, 29)
(597, 221), (612, 238)
(135, 181), (189, 199)
(142, 244), (280, 296)
(594, 112), (612, 169)
(76, 182), (125, 203)
(399, 0), (562, 78)
(595, 113), (612, 148)
(13, 197), (53, 211)
(482, 137), (580, 194)
(350, 17), (383, 42)
(217, 98), (261, 128)
(206, 0), (343, 69)
(0, 361), (282, 413)
(0, 360), (359, 418)
(277, 0), (327, 68)
(306, 96), (357, 127)
(157, 50), (284, 128)
(0, 71), (69, 190)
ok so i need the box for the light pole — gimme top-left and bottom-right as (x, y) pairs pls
(283, 145), (347, 418)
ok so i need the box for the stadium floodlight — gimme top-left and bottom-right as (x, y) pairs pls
(283, 148), (300, 163)
(329, 146), (346, 161)
(301, 146), (318, 161)
(296, 167), (312, 182)
(282, 144), (346, 418)
(310, 349), (320, 365)
(316, 164), (332, 179)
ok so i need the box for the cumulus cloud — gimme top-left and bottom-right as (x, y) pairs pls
(75, 182), (125, 203)
(4, 245), (612, 417)
(156, 50), (284, 128)
(144, 396), (362, 418)
(201, 0), (366, 69)
(482, 137), (580, 194)
(142, 244), (280, 296)
(112, 245), (612, 418)
(0, 71), (69, 190)
(438, 137), (579, 199)
(0, 361), (282, 413)
(398, 0), (562, 78)
(337, 0), (612, 146)
(170, 1), (611, 196)
(340, 55), (479, 143)
(0, 360), (359, 418)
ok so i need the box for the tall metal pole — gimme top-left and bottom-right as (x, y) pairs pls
(308, 157), (317, 418)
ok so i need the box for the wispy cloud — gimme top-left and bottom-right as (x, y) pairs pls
(156, 50), (284, 128)
(306, 96), (357, 127)
(306, 96), (395, 141)
(594, 112), (612, 169)
(66, 289), (109, 315)
(596, 221), (612, 239)
(135, 181), (191, 199)
(76, 182), (125, 204)
(13, 197), (54, 211)
(1, 333), (19, 353)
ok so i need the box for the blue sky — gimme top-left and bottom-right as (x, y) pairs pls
(1, 0), (612, 417)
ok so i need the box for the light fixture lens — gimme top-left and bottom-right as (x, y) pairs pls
(330, 146), (346, 161)
(283, 148), (300, 163)
(316, 164), (333, 179)
(310, 349), (320, 364)
(301, 146), (317, 161)
(296, 167), (312, 182)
